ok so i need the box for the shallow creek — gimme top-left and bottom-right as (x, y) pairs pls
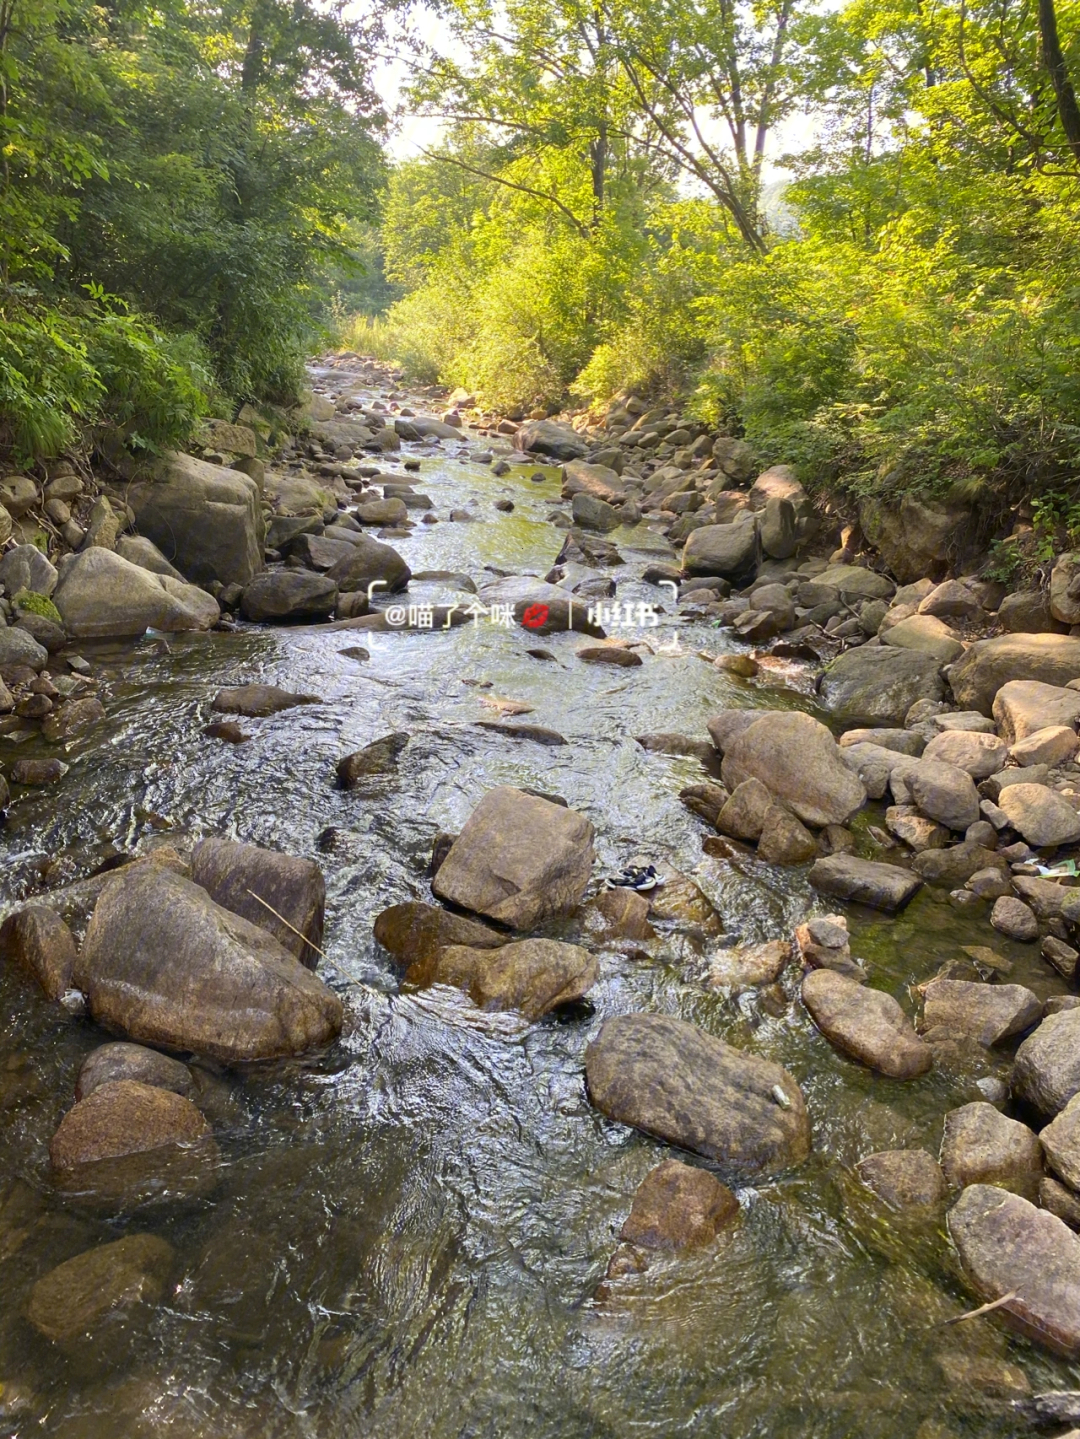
(1, 360), (1078, 1438)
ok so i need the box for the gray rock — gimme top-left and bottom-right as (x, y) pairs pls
(682, 518), (760, 584)
(0, 543), (58, 597)
(432, 786), (594, 930)
(839, 728), (925, 756)
(760, 495), (797, 559)
(515, 419), (587, 461)
(325, 533), (411, 594)
(584, 1011), (810, 1173)
(478, 576), (605, 636)
(118, 451), (263, 586)
(720, 711), (866, 828)
(940, 1102), (1043, 1197)
(950, 634), (1080, 714)
(881, 613), (964, 664)
(802, 968), (932, 1078)
(114, 534), (186, 581)
(76, 1042), (193, 1101)
(571, 492), (620, 531)
(908, 759), (981, 831)
(921, 730), (1007, 779)
(921, 979), (1042, 1046)
(79, 864), (342, 1062)
(815, 564), (895, 600)
(998, 784), (1080, 847)
(53, 548), (219, 638)
(993, 679), (1080, 744)
(239, 570), (337, 622)
(885, 806), (949, 852)
(191, 836), (325, 968)
(912, 841), (1007, 887)
(0, 626), (48, 672)
(809, 854), (922, 912)
(1014, 1010), (1080, 1115)
(211, 684), (319, 717)
(856, 1149), (947, 1208)
(716, 777), (774, 841)
(819, 646), (945, 726)
(1041, 1093), (1080, 1192)
(998, 590), (1066, 633)
(948, 1184), (1080, 1356)
(992, 895), (1039, 941)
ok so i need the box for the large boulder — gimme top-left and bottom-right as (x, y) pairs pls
(949, 634), (1080, 714)
(0, 543), (58, 596)
(948, 1184), (1080, 1356)
(78, 865), (343, 1062)
(719, 712), (866, 828)
(584, 1012), (810, 1173)
(814, 564), (894, 600)
(118, 451), (263, 587)
(410, 938), (598, 1021)
(907, 759), (980, 831)
(27, 1234), (175, 1344)
(921, 730), (1007, 779)
(992, 679), (1080, 744)
(114, 534), (185, 581)
(1051, 552), (1080, 624)
(325, 533), (411, 594)
(515, 419), (587, 462)
(190, 837), (325, 968)
(1013, 1010), (1080, 1116)
(53, 548), (219, 638)
(809, 854), (922, 912)
(240, 570), (337, 623)
(802, 969), (932, 1079)
(819, 647), (945, 726)
(432, 786), (594, 930)
(939, 1102), (1042, 1197)
(859, 493), (979, 583)
(682, 518), (760, 584)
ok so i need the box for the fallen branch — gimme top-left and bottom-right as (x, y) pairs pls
(246, 889), (325, 959)
(938, 1292), (1019, 1326)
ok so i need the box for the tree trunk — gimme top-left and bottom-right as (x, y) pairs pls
(1038, 0), (1080, 164)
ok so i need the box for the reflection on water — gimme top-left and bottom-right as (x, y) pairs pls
(2, 371), (1078, 1436)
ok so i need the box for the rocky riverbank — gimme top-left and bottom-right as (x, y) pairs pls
(4, 353), (1080, 1435)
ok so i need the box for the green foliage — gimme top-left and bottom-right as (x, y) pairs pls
(0, 0), (386, 459)
(15, 592), (63, 624)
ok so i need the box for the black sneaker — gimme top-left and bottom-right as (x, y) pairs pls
(606, 865), (664, 893)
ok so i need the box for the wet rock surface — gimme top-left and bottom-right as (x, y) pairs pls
(802, 969), (933, 1079)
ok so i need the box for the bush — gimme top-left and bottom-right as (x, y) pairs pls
(0, 294), (211, 464)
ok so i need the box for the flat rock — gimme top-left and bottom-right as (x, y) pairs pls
(411, 937), (598, 1021)
(211, 684), (319, 717)
(0, 905), (76, 1000)
(809, 854), (922, 912)
(577, 645), (642, 667)
(802, 968), (932, 1078)
(76, 1043), (192, 1101)
(855, 1149), (947, 1208)
(997, 784), (1080, 847)
(27, 1233), (175, 1344)
(619, 1159), (739, 1251)
(815, 564), (894, 599)
(432, 786), (594, 930)
(922, 979), (1042, 1046)
(950, 635), (1080, 715)
(1012, 725), (1080, 767)
(584, 1012), (810, 1173)
(819, 647), (945, 726)
(948, 1184), (1080, 1356)
(1014, 1010), (1080, 1115)
(720, 711), (866, 828)
(839, 728), (925, 756)
(940, 1102), (1043, 1196)
(191, 837), (325, 968)
(79, 865), (342, 1062)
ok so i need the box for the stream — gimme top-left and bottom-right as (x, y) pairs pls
(1, 357), (1078, 1438)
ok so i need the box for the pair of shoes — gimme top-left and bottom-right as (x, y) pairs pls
(606, 864), (663, 893)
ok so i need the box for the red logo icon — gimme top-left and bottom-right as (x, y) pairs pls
(521, 604), (549, 630)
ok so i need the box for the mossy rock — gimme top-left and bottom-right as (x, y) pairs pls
(16, 591), (63, 624)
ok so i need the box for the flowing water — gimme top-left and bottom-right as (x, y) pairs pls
(1, 360), (1077, 1437)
